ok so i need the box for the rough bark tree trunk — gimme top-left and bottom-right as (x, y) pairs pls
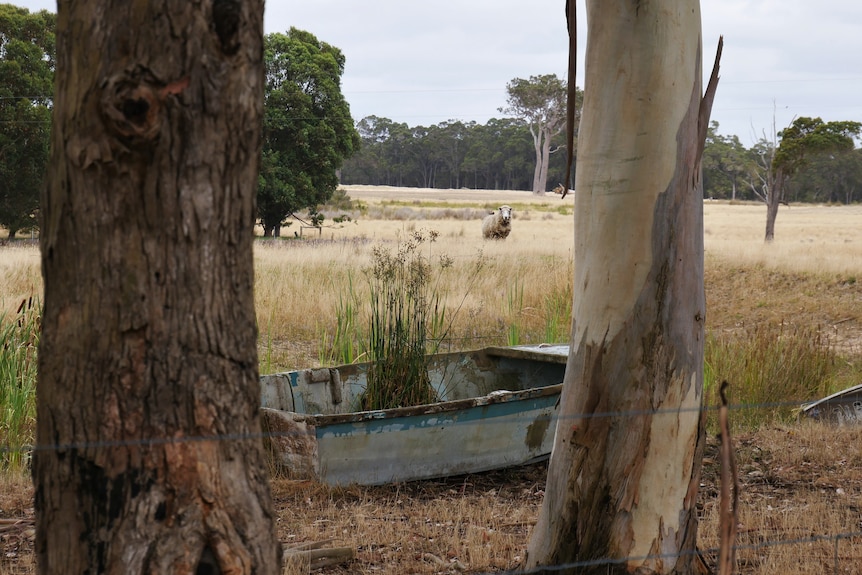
(525, 1), (718, 573)
(35, 2), (281, 574)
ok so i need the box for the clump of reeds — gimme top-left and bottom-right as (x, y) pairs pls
(705, 321), (837, 430)
(0, 297), (40, 472)
(360, 230), (450, 411)
(318, 272), (364, 366)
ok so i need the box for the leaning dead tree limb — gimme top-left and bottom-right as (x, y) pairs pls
(699, 36), (724, 157)
(282, 540), (355, 570)
(718, 381), (739, 575)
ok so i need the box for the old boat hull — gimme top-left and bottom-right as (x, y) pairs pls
(801, 383), (862, 425)
(260, 344), (568, 485)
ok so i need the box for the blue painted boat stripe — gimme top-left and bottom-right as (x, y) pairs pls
(317, 395), (559, 439)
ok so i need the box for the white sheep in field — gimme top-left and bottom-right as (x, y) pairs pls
(482, 205), (513, 239)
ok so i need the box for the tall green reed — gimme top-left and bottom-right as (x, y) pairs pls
(0, 297), (40, 472)
(361, 230), (449, 411)
(506, 278), (524, 346)
(318, 272), (363, 366)
(543, 285), (572, 344)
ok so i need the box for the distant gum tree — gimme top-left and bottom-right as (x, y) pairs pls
(525, 1), (720, 573)
(702, 121), (753, 201)
(763, 117), (861, 241)
(502, 74), (582, 195)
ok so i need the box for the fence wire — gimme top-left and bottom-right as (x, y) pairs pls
(3, 395), (861, 573)
(0, 397), (831, 457)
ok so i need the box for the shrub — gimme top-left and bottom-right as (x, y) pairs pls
(360, 230), (451, 410)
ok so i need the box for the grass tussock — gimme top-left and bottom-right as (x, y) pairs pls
(0, 243), (41, 316)
(0, 298), (39, 473)
(705, 322), (842, 430)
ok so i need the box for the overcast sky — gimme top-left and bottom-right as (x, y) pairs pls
(14, 0), (862, 145)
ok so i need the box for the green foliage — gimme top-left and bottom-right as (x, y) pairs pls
(771, 119), (862, 204)
(0, 297), (40, 471)
(503, 74), (572, 126)
(774, 117), (862, 175)
(258, 28), (360, 237)
(502, 74), (581, 193)
(704, 322), (838, 431)
(0, 5), (55, 238)
(342, 115), (553, 191)
(702, 121), (758, 200)
(322, 187), (355, 211)
(463, 118), (535, 190)
(361, 230), (450, 411)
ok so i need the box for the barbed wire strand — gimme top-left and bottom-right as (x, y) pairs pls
(3, 396), (860, 572)
(1, 395), (828, 457)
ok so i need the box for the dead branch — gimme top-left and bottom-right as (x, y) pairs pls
(423, 552), (466, 572)
(282, 540), (354, 570)
(0, 518), (34, 534)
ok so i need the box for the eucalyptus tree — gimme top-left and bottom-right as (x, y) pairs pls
(259, 28), (359, 236)
(702, 121), (753, 200)
(793, 148), (862, 204)
(525, 1), (720, 573)
(502, 74), (580, 194)
(346, 115), (411, 186)
(37, 2), (280, 573)
(407, 124), (443, 188)
(763, 117), (860, 241)
(0, 4), (54, 238)
(436, 119), (474, 189)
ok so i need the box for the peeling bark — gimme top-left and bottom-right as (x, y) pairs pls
(35, 2), (280, 573)
(526, 1), (719, 573)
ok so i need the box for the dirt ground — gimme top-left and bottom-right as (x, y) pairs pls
(3, 424), (861, 574)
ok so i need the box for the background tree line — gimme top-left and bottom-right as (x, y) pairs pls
(343, 117), (862, 204)
(703, 120), (862, 204)
(340, 115), (573, 192)
(2, 4), (861, 241)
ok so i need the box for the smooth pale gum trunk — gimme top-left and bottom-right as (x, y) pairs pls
(526, 1), (709, 573)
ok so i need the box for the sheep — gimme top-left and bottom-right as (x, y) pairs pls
(482, 205), (513, 239)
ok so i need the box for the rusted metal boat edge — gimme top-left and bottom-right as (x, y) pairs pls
(801, 383), (862, 425)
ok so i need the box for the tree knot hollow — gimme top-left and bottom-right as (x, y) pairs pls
(212, 0), (242, 55)
(100, 68), (189, 145)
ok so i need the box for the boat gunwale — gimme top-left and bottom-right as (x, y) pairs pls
(266, 382), (563, 426)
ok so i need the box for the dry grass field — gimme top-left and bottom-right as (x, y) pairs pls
(1, 185), (861, 574)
